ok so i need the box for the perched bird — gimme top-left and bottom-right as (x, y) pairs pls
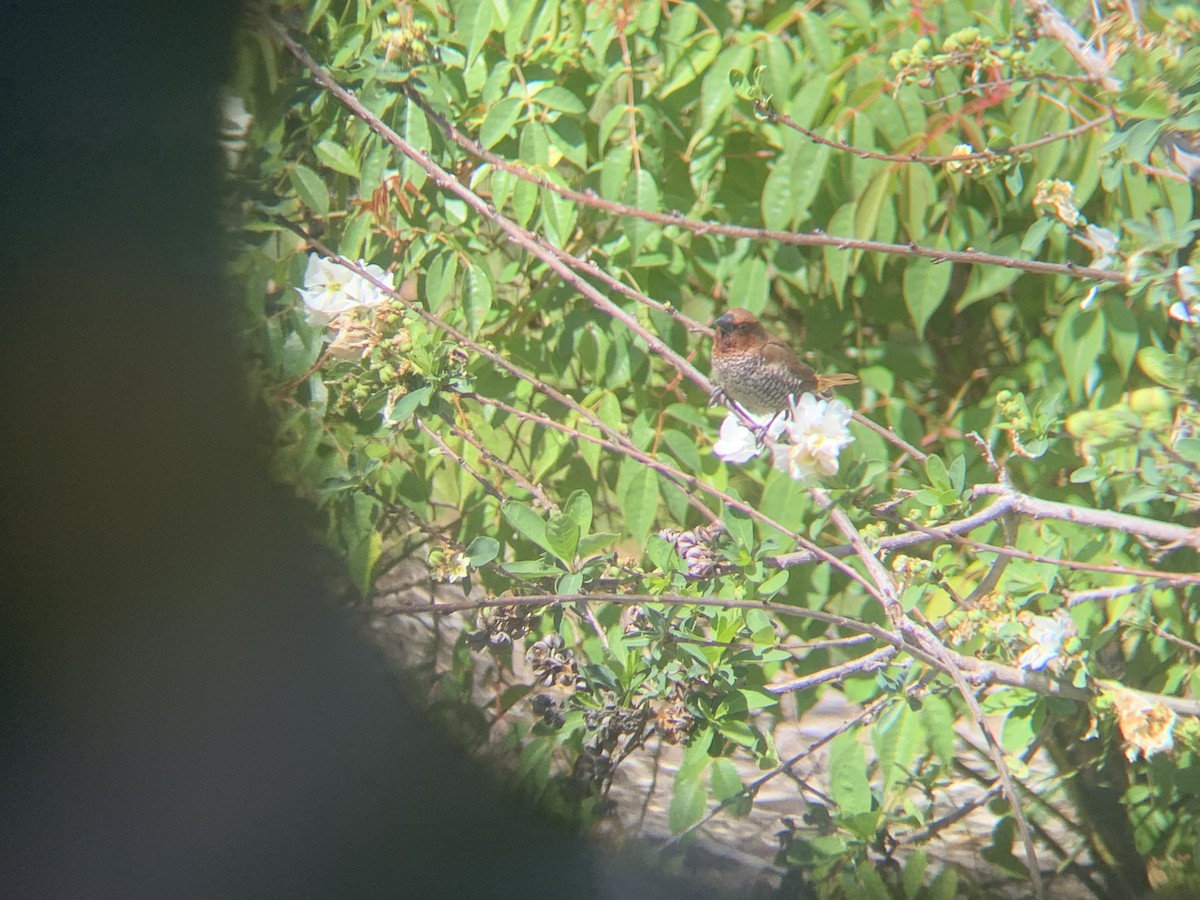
(710, 308), (858, 415)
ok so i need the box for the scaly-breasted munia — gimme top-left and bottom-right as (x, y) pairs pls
(710, 308), (858, 415)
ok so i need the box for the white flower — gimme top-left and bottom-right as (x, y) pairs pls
(1016, 614), (1069, 670)
(772, 393), (854, 481)
(1169, 302), (1198, 323)
(1073, 224), (1119, 270)
(945, 143), (974, 173)
(712, 411), (786, 464)
(296, 253), (394, 326)
(1112, 692), (1176, 762)
(1168, 266), (1200, 323)
(1033, 179), (1080, 227)
(429, 548), (471, 584)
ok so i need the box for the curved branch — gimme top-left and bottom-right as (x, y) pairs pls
(395, 82), (1125, 284)
(762, 103), (1114, 167)
(973, 483), (1200, 551)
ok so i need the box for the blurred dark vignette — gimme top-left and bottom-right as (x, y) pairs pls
(0, 4), (706, 898)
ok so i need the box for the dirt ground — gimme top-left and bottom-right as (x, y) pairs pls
(368, 557), (1099, 899)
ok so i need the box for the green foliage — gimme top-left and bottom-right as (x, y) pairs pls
(226, 0), (1200, 895)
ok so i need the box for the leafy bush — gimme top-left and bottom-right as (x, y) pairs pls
(225, 1), (1200, 896)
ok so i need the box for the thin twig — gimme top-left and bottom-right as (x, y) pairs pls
(763, 103), (1114, 167)
(767, 646), (899, 695)
(973, 482), (1200, 551)
(1027, 0), (1121, 91)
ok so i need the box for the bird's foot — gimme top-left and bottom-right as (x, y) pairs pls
(754, 411), (784, 447)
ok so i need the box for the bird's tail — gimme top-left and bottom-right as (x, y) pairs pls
(814, 372), (859, 392)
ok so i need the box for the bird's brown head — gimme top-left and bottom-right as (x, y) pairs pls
(713, 308), (769, 354)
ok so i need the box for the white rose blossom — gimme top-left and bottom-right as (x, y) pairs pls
(773, 393), (855, 481)
(714, 393), (854, 481)
(712, 410), (787, 464)
(295, 253), (395, 327)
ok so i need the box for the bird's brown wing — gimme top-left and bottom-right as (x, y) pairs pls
(761, 335), (858, 393)
(760, 335), (818, 388)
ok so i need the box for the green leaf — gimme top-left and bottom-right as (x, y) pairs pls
(289, 163), (329, 218)
(756, 569), (789, 597)
(924, 454), (949, 490)
(729, 256), (769, 317)
(1020, 217), (1054, 254)
(798, 11), (836, 71)
(955, 238), (1023, 310)
(503, 500), (550, 553)
(577, 532), (619, 559)
(929, 868), (959, 900)
(824, 203), (856, 305)
(303, 0), (332, 32)
(694, 43), (756, 145)
(902, 257), (951, 337)
(1106, 300), (1138, 380)
(462, 263), (493, 336)
(424, 250), (459, 309)
(873, 701), (924, 796)
(544, 513), (581, 565)
(900, 164), (935, 240)
(480, 96), (523, 148)
(903, 851), (928, 900)
(503, 559), (564, 577)
(1054, 306), (1106, 400)
(828, 730), (870, 816)
(669, 767), (709, 834)
(621, 466), (659, 546)
(539, 184), (578, 247)
(456, 0), (494, 71)
(623, 169), (660, 261)
(280, 331), (320, 381)
(532, 84), (586, 115)
(348, 528), (382, 597)
(854, 169), (895, 242)
(710, 757), (744, 802)
(662, 31), (722, 99)
(723, 504), (754, 551)
(388, 385), (432, 425)
(398, 99), (432, 188)
(562, 490), (594, 537)
(314, 139), (359, 177)
(1138, 347), (1184, 389)
(600, 143), (632, 201)
(920, 695), (956, 765)
(661, 429), (702, 472)
(737, 688), (778, 710)
(556, 571), (583, 595)
(1123, 118), (1163, 164)
(465, 536), (500, 566)
(761, 153), (798, 232)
